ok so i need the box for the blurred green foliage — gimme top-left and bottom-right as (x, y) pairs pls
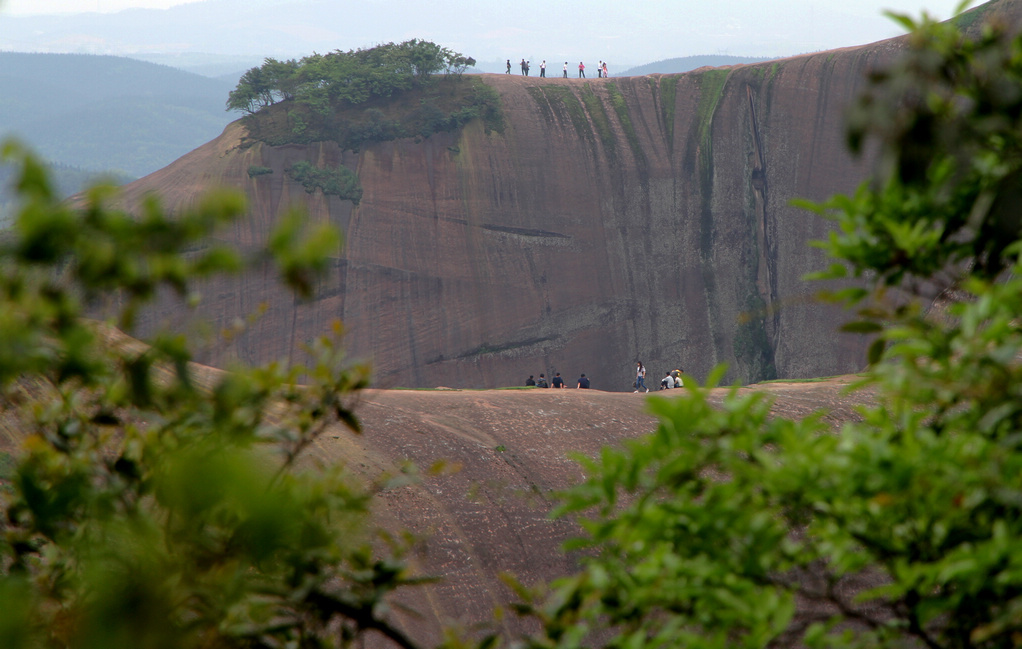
(0, 140), (425, 649)
(509, 4), (1022, 649)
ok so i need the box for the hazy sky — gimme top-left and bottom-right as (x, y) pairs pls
(3, 0), (194, 12)
(1, 0), (968, 17)
(0, 0), (976, 65)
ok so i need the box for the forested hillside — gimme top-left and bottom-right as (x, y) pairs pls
(0, 53), (235, 178)
(0, 52), (237, 222)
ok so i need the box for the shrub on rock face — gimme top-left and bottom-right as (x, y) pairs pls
(285, 160), (363, 205)
(510, 8), (1022, 649)
(247, 165), (273, 177)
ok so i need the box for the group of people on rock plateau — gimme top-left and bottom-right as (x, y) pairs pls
(634, 361), (685, 393)
(525, 372), (591, 389)
(507, 58), (609, 79)
(523, 363), (684, 392)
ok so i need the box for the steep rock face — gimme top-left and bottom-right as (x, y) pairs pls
(121, 41), (899, 389)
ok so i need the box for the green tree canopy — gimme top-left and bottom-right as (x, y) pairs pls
(227, 40), (476, 115)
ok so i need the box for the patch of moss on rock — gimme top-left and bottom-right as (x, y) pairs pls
(579, 83), (615, 157)
(659, 76), (680, 151)
(533, 86), (593, 145)
(606, 82), (646, 170)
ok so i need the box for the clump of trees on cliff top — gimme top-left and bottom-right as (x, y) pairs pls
(226, 39), (477, 115)
(226, 39), (501, 150)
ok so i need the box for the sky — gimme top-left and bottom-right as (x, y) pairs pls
(0, 0), (968, 17)
(0, 0), (976, 66)
(3, 0), (196, 12)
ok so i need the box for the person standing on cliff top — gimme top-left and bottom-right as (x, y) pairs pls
(602, 61), (608, 78)
(540, 60), (546, 77)
(521, 58), (527, 75)
(578, 62), (585, 78)
(577, 373), (590, 388)
(597, 61), (602, 78)
(563, 62), (568, 78)
(506, 59), (511, 74)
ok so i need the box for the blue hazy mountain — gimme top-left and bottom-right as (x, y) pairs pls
(0, 52), (237, 178)
(617, 55), (776, 77)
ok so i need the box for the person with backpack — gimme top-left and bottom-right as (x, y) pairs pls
(577, 373), (590, 389)
(536, 373), (549, 388)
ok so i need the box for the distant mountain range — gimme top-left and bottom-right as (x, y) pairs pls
(617, 55), (776, 77)
(0, 52), (237, 177)
(0, 52), (240, 219)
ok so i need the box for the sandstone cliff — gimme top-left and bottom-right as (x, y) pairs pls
(112, 27), (937, 389)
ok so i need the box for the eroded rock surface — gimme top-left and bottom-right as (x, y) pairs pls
(302, 379), (872, 646)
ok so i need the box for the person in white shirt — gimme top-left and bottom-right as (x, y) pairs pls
(660, 372), (675, 390)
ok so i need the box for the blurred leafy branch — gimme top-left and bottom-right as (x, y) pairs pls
(506, 4), (1022, 649)
(0, 139), (426, 649)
